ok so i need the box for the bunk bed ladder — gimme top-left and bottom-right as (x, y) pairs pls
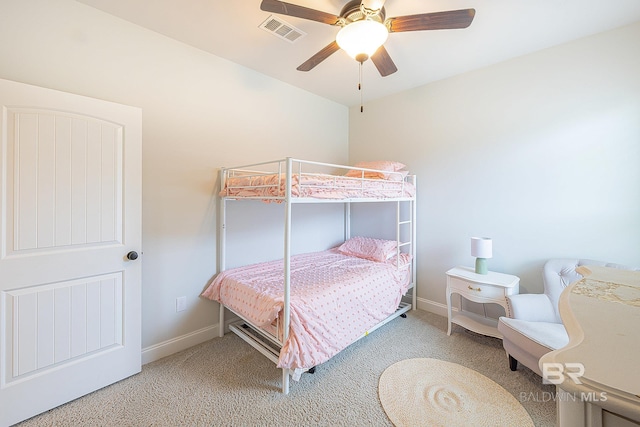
(411, 177), (417, 309)
(396, 177), (417, 310)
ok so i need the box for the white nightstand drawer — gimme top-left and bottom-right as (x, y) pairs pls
(448, 276), (506, 300)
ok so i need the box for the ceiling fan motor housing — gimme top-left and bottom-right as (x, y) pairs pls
(340, 0), (386, 24)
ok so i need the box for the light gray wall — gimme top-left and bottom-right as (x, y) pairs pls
(349, 22), (640, 315)
(0, 0), (349, 359)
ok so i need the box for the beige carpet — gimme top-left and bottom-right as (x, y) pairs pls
(379, 358), (534, 427)
(17, 310), (555, 426)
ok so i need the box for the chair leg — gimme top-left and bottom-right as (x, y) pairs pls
(508, 355), (518, 371)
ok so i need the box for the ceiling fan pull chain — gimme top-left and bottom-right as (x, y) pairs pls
(359, 61), (364, 113)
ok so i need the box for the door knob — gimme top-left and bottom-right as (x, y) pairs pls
(126, 251), (139, 261)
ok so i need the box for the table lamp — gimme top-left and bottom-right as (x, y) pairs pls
(471, 237), (492, 274)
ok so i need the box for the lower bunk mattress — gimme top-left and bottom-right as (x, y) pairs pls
(201, 248), (411, 375)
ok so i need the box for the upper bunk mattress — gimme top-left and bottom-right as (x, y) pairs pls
(201, 248), (411, 372)
(220, 173), (415, 200)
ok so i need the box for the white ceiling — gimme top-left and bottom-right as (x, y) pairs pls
(77, 0), (640, 107)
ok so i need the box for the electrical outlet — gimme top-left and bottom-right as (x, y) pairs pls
(176, 296), (187, 312)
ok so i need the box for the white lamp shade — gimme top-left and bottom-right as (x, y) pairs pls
(336, 20), (388, 60)
(471, 237), (492, 258)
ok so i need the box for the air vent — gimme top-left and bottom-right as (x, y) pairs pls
(259, 15), (306, 43)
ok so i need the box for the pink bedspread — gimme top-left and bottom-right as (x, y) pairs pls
(220, 173), (415, 200)
(201, 249), (411, 371)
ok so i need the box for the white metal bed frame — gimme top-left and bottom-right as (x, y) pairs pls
(217, 157), (417, 394)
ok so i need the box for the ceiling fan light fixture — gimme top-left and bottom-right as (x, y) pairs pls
(336, 19), (388, 62)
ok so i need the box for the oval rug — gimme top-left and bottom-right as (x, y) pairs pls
(378, 358), (534, 427)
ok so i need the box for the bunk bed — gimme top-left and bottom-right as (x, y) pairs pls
(202, 158), (417, 394)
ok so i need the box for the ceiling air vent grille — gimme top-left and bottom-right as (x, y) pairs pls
(259, 15), (306, 43)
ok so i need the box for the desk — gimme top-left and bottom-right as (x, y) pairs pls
(540, 266), (640, 426)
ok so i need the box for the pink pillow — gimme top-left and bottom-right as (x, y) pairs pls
(345, 161), (406, 179)
(337, 236), (398, 262)
(387, 170), (409, 182)
(387, 252), (413, 267)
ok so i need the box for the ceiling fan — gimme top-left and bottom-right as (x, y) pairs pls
(260, 0), (476, 77)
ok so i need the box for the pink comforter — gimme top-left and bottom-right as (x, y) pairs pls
(220, 173), (415, 200)
(201, 249), (411, 371)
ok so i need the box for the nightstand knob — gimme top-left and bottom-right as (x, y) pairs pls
(468, 285), (482, 292)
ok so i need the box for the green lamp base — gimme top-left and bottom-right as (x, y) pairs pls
(475, 257), (488, 275)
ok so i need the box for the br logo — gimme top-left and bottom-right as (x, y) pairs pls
(542, 362), (585, 385)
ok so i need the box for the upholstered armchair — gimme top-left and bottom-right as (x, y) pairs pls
(497, 258), (638, 376)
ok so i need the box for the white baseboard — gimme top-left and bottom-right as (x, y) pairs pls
(142, 302), (450, 365)
(416, 296), (451, 317)
(417, 296), (503, 322)
(141, 324), (220, 365)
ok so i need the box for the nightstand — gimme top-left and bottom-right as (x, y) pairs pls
(446, 266), (519, 339)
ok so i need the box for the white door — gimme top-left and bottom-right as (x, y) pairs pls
(0, 78), (142, 426)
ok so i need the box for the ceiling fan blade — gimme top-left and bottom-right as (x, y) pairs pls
(387, 9), (476, 33)
(260, 0), (340, 25)
(371, 45), (397, 77)
(297, 41), (341, 72)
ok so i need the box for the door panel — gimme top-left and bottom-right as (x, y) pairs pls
(0, 78), (141, 427)
(8, 110), (123, 253)
(5, 273), (122, 379)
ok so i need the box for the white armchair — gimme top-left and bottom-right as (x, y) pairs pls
(497, 258), (638, 375)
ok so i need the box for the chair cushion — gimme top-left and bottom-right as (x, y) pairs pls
(499, 317), (569, 351)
